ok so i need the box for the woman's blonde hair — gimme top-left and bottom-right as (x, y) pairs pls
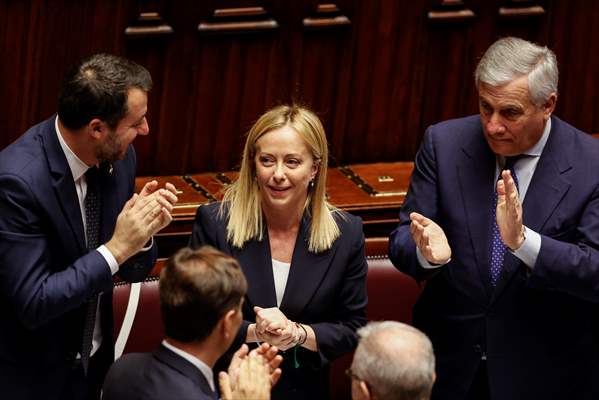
(220, 104), (340, 253)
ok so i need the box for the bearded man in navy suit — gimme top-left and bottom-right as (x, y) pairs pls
(0, 54), (178, 399)
(389, 37), (599, 399)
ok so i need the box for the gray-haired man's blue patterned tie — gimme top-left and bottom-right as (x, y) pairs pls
(489, 156), (520, 286)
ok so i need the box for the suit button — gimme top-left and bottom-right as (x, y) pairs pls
(473, 344), (482, 353)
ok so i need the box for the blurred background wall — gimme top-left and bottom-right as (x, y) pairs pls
(1, 0), (597, 176)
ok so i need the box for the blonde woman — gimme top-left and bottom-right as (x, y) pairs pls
(190, 104), (367, 399)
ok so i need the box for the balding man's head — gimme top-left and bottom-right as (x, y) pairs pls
(350, 321), (435, 400)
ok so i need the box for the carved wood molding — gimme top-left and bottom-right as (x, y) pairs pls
(428, 0), (476, 22)
(303, 3), (351, 29)
(125, 12), (174, 38)
(499, 1), (545, 18)
(197, 7), (279, 35)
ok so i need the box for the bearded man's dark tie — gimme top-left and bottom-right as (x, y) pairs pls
(81, 166), (101, 374)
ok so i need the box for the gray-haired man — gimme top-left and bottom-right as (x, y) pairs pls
(389, 36), (599, 399)
(349, 321), (435, 400)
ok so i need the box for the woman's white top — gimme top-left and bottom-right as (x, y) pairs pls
(272, 258), (291, 307)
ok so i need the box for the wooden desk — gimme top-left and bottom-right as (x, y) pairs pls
(136, 162), (413, 257)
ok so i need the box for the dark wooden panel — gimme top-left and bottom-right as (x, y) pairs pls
(343, 0), (428, 163)
(2, 0), (599, 176)
(186, 1), (284, 173)
(546, 0), (599, 135)
(295, 1), (355, 163)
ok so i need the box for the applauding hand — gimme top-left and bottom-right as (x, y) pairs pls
(409, 212), (451, 265)
(106, 180), (178, 264)
(219, 343), (282, 400)
(496, 170), (525, 250)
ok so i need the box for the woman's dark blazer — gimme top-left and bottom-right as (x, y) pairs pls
(190, 202), (368, 400)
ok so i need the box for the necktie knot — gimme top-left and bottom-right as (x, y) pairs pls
(85, 166), (99, 186)
(504, 155), (523, 171)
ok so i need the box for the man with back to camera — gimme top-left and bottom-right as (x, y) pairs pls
(102, 246), (283, 400)
(0, 53), (178, 399)
(389, 37), (599, 399)
(348, 321), (435, 400)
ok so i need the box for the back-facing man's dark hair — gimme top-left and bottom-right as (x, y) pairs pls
(159, 246), (247, 343)
(58, 53), (152, 130)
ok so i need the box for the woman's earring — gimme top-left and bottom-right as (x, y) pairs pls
(309, 179), (315, 189)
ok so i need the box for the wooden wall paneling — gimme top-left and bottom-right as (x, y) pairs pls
(498, 0), (545, 18)
(338, 1), (380, 163)
(382, 1), (430, 161)
(494, 0), (549, 44)
(261, 5), (293, 111)
(140, 0), (202, 176)
(197, 5), (279, 34)
(444, 0), (550, 121)
(546, 0), (599, 135)
(427, 0), (476, 22)
(0, 1), (136, 152)
(124, 1), (176, 175)
(261, 0), (306, 112)
(342, 0), (425, 164)
(460, 0), (498, 116)
(187, 1), (283, 174)
(365, 0), (412, 162)
(125, 40), (175, 176)
(188, 37), (231, 173)
(420, 1), (477, 133)
(296, 1), (355, 164)
(4, 0), (599, 176)
(35, 1), (133, 119)
(322, 1), (359, 165)
(0, 0), (6, 145)
(124, 0), (174, 38)
(302, 2), (351, 28)
(589, 6), (599, 135)
(6, 0), (58, 145)
(235, 37), (281, 143)
(210, 38), (256, 170)
(17, 1), (46, 135)
(88, 1), (130, 52)
(0, 0), (32, 149)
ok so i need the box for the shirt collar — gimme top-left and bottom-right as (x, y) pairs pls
(55, 116), (91, 181)
(524, 117), (552, 157)
(161, 339), (215, 392)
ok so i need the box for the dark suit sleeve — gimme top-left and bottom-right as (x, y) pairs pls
(389, 126), (444, 282)
(309, 216), (368, 366)
(530, 183), (599, 302)
(0, 173), (114, 329)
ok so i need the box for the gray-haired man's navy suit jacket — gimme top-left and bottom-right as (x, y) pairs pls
(390, 115), (599, 400)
